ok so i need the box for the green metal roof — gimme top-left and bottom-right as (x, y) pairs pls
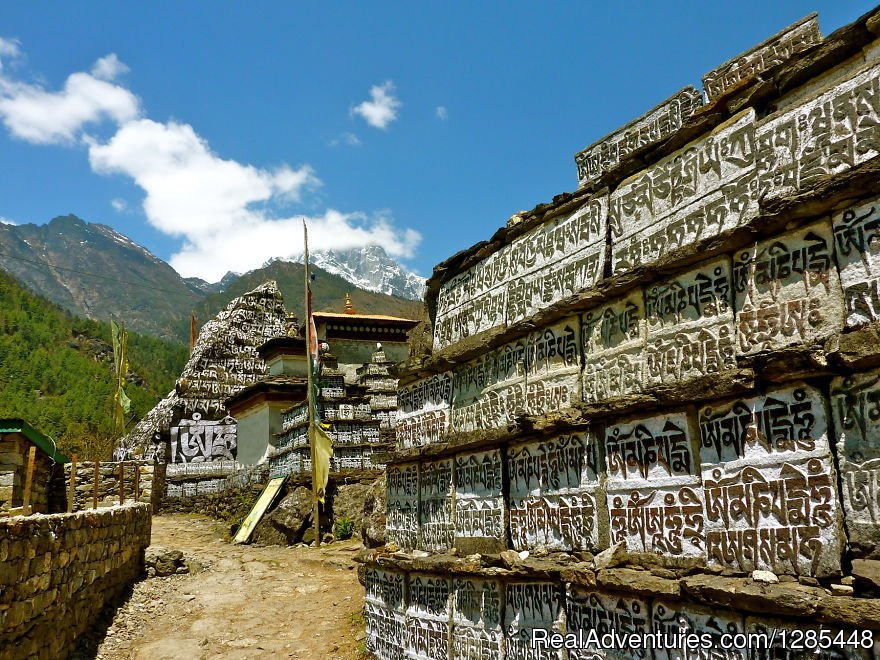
(0, 419), (69, 463)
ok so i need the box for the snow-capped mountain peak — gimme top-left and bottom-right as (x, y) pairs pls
(305, 246), (425, 301)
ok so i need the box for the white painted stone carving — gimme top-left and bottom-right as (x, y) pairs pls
(386, 463), (419, 550)
(434, 194), (607, 351)
(575, 87), (704, 187)
(453, 318), (581, 432)
(644, 258), (737, 386)
(756, 61), (880, 201)
(454, 450), (505, 544)
(508, 432), (603, 552)
(581, 290), (647, 403)
(610, 110), (758, 275)
(452, 578), (504, 660)
(396, 373), (453, 450)
(703, 14), (821, 101)
(566, 588), (651, 660)
(831, 369), (880, 556)
(733, 220), (843, 355)
(505, 582), (563, 660)
(364, 568), (408, 660)
(406, 575), (450, 660)
(419, 458), (454, 552)
(652, 601), (745, 660)
(831, 195), (880, 327)
(170, 413), (237, 463)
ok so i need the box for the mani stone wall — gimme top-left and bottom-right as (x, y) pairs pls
(0, 503), (151, 660)
(362, 9), (880, 660)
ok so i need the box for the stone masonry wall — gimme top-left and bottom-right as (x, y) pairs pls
(362, 8), (880, 660)
(0, 503), (151, 660)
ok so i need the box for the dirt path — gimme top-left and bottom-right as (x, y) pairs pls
(78, 514), (368, 660)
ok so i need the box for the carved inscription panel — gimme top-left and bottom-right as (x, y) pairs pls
(364, 568), (407, 660)
(386, 463), (419, 550)
(505, 582), (563, 660)
(734, 220), (843, 355)
(581, 290), (647, 403)
(610, 110), (758, 275)
(396, 373), (453, 450)
(652, 601), (745, 660)
(406, 575), (450, 660)
(566, 588), (651, 660)
(508, 433), (602, 552)
(455, 450), (505, 544)
(832, 195), (880, 328)
(170, 413), (237, 463)
(419, 458), (454, 552)
(645, 258), (737, 386)
(831, 369), (880, 556)
(452, 578), (504, 660)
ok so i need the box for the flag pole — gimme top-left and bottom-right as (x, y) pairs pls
(304, 220), (321, 547)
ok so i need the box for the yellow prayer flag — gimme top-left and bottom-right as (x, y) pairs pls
(310, 423), (333, 503)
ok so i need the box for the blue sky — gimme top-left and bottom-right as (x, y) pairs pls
(0, 2), (874, 282)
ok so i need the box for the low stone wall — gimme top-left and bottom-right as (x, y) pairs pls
(0, 503), (151, 659)
(64, 460), (164, 512)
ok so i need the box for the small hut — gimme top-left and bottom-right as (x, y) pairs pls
(0, 419), (68, 514)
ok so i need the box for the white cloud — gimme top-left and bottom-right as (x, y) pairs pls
(436, 106), (448, 121)
(0, 216), (17, 225)
(0, 38), (20, 70)
(330, 132), (361, 147)
(0, 57), (140, 144)
(0, 45), (422, 282)
(91, 53), (128, 81)
(351, 81), (401, 130)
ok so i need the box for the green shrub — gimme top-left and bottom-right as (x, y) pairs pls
(334, 516), (355, 540)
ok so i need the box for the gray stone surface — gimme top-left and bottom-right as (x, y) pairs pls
(832, 194), (880, 328)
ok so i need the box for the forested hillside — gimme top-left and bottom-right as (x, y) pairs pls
(0, 270), (188, 459)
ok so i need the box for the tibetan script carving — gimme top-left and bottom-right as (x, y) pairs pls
(581, 290), (646, 403)
(832, 195), (880, 328)
(703, 14), (821, 101)
(608, 485), (705, 558)
(170, 413), (237, 463)
(566, 588), (651, 660)
(365, 568), (407, 660)
(652, 601), (745, 660)
(508, 433), (602, 552)
(452, 578), (503, 660)
(610, 110), (758, 275)
(505, 582), (563, 660)
(419, 458), (454, 552)
(575, 87), (704, 188)
(386, 463), (419, 550)
(406, 575), (450, 660)
(396, 373), (453, 450)
(455, 450), (505, 547)
(734, 220), (843, 354)
(605, 412), (698, 488)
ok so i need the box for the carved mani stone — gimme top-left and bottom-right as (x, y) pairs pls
(454, 449), (505, 554)
(832, 195), (880, 328)
(452, 578), (504, 660)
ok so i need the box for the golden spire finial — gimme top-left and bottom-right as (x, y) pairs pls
(344, 292), (356, 315)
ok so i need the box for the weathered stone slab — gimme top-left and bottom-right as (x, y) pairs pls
(698, 384), (831, 470)
(745, 615), (876, 660)
(386, 463), (419, 550)
(652, 601), (745, 660)
(756, 61), (880, 202)
(452, 318), (581, 432)
(831, 369), (880, 558)
(608, 485), (706, 559)
(508, 432), (603, 552)
(365, 568), (408, 660)
(702, 14), (821, 101)
(574, 86), (704, 188)
(610, 110), (758, 275)
(604, 411), (699, 488)
(396, 373), (453, 450)
(406, 574), (450, 660)
(645, 258), (737, 386)
(505, 581), (563, 660)
(733, 220), (843, 355)
(454, 449), (505, 552)
(703, 457), (843, 577)
(452, 577), (503, 660)
(419, 458), (454, 552)
(433, 194), (607, 351)
(581, 290), (647, 404)
(832, 195), (880, 328)
(566, 587), (651, 660)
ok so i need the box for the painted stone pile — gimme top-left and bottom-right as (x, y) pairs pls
(360, 10), (880, 660)
(122, 281), (287, 462)
(269, 346), (395, 478)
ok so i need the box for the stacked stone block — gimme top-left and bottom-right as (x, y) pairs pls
(0, 503), (151, 659)
(362, 8), (880, 660)
(64, 460), (164, 512)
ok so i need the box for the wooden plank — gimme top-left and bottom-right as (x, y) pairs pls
(233, 477), (286, 544)
(21, 446), (36, 516)
(119, 462), (125, 505)
(67, 454), (78, 513)
(133, 461), (140, 503)
(93, 461), (99, 509)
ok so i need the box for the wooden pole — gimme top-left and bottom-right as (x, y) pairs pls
(93, 461), (99, 509)
(133, 461), (140, 503)
(119, 461), (125, 505)
(67, 454), (78, 513)
(304, 220), (321, 548)
(22, 446), (36, 515)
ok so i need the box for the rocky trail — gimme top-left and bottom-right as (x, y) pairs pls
(71, 514), (368, 660)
